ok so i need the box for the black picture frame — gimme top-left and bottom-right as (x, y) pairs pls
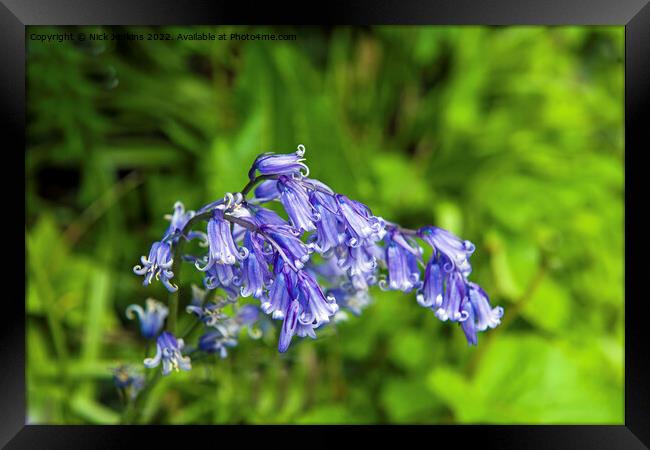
(7, 0), (649, 447)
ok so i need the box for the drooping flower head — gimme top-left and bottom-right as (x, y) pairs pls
(204, 262), (240, 291)
(260, 257), (293, 319)
(383, 230), (422, 293)
(133, 241), (177, 292)
(293, 270), (339, 327)
(248, 144), (308, 180)
(197, 208), (246, 271)
(309, 191), (342, 254)
(417, 256), (444, 308)
(435, 270), (469, 323)
(419, 226), (475, 276)
(467, 282), (504, 332)
(134, 144), (500, 357)
(259, 223), (311, 270)
(253, 179), (281, 202)
(277, 175), (318, 232)
(336, 195), (385, 247)
(240, 231), (272, 298)
(144, 332), (192, 376)
(126, 298), (169, 339)
(163, 201), (195, 242)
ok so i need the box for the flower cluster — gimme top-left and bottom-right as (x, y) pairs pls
(132, 144), (502, 368)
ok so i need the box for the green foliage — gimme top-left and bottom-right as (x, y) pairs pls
(26, 25), (623, 424)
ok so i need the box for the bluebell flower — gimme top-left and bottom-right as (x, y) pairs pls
(460, 298), (478, 346)
(336, 243), (379, 290)
(240, 232), (272, 298)
(144, 332), (192, 376)
(383, 231), (422, 292)
(417, 257), (444, 308)
(336, 195), (385, 247)
(253, 179), (280, 202)
(300, 177), (335, 195)
(419, 226), (475, 275)
(133, 241), (178, 292)
(125, 298), (169, 339)
(435, 270), (469, 322)
(204, 262), (240, 290)
(310, 191), (342, 253)
(278, 298), (321, 352)
(203, 265), (241, 302)
(467, 282), (504, 331)
(293, 270), (339, 327)
(248, 145), (308, 180)
(278, 299), (300, 352)
(259, 224), (311, 270)
(249, 204), (289, 227)
(196, 208), (246, 271)
(163, 201), (195, 241)
(277, 175), (318, 232)
(272, 266), (340, 353)
(260, 259), (294, 319)
(133, 144), (498, 352)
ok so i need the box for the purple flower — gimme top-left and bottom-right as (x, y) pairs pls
(248, 145), (308, 180)
(460, 299), (478, 346)
(197, 209), (246, 271)
(310, 191), (342, 253)
(133, 241), (178, 292)
(144, 332), (191, 376)
(336, 195), (385, 247)
(419, 226), (474, 275)
(260, 259), (294, 319)
(278, 299), (301, 352)
(384, 232), (422, 292)
(416, 257), (444, 308)
(204, 262), (240, 290)
(293, 270), (339, 327)
(259, 224), (311, 270)
(435, 270), (469, 322)
(467, 282), (504, 331)
(126, 298), (169, 339)
(278, 175), (318, 232)
(163, 201), (195, 241)
(249, 204), (289, 227)
(336, 243), (379, 290)
(240, 232), (272, 298)
(254, 179), (280, 202)
(133, 144), (497, 353)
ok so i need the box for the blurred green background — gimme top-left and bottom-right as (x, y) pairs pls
(25, 25), (624, 424)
